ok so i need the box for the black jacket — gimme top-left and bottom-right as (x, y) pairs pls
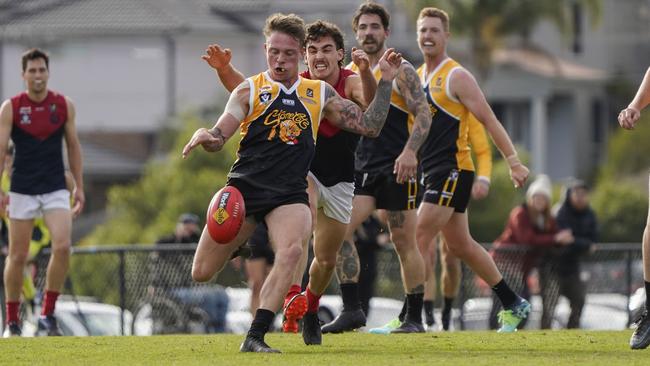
(554, 188), (598, 274)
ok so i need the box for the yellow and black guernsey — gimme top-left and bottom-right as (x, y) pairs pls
(417, 58), (475, 176)
(346, 61), (414, 174)
(228, 71), (325, 197)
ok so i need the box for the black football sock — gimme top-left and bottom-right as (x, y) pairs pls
(492, 279), (518, 309)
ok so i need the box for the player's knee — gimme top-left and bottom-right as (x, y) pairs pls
(446, 242), (468, 259)
(276, 242), (303, 267)
(316, 254), (337, 272)
(8, 251), (29, 267)
(50, 243), (71, 258)
(192, 264), (215, 283)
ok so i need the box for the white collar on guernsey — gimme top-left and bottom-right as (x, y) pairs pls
(263, 71), (300, 94)
(421, 57), (451, 87)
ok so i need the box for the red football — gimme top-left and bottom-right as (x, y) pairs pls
(206, 186), (245, 244)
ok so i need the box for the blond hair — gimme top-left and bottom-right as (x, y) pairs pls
(418, 7), (450, 32)
(263, 13), (306, 47)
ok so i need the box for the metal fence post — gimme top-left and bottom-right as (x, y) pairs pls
(119, 250), (126, 336)
(626, 248), (633, 327)
(459, 263), (466, 330)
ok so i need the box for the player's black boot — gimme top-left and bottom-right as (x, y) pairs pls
(391, 319), (425, 333)
(631, 310), (650, 349)
(37, 315), (63, 336)
(2, 322), (22, 338)
(302, 312), (322, 345)
(441, 309), (451, 331)
(321, 309), (366, 333)
(240, 336), (281, 353)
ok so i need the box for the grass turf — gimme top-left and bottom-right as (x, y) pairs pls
(0, 331), (648, 365)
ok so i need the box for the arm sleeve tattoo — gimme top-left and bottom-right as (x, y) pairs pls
(398, 64), (431, 152)
(324, 79), (393, 137)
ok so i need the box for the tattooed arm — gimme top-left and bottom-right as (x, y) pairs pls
(393, 62), (432, 184)
(182, 81), (249, 158)
(323, 48), (402, 137)
(323, 79), (392, 137)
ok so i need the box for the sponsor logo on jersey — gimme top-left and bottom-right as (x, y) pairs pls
(282, 98), (295, 106)
(306, 88), (313, 98)
(19, 106), (31, 114)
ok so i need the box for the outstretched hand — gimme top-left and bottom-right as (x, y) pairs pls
(351, 47), (371, 73)
(202, 44), (232, 71)
(378, 48), (403, 82)
(182, 128), (224, 159)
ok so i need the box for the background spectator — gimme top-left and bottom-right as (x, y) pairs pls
(489, 175), (572, 329)
(542, 180), (598, 328)
(152, 213), (228, 333)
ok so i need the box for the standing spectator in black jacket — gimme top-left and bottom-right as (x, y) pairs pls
(549, 180), (598, 328)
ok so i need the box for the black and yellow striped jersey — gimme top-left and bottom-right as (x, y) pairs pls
(346, 61), (414, 174)
(228, 71), (325, 195)
(417, 58), (475, 176)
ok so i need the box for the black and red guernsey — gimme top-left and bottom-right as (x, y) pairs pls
(10, 90), (68, 195)
(301, 68), (360, 187)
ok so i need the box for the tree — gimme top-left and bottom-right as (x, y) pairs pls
(599, 113), (650, 182)
(401, 0), (602, 79)
(72, 113), (239, 304)
(82, 114), (239, 246)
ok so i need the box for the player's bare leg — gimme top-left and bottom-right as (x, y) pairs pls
(422, 234), (439, 329)
(245, 259), (271, 315)
(630, 175), (650, 349)
(3, 219), (34, 337)
(440, 211), (530, 332)
(302, 210), (348, 344)
(439, 237), (461, 331)
(37, 209), (73, 336)
(281, 177), (318, 333)
(320, 195), (375, 333)
(389, 209), (426, 333)
(192, 218), (257, 282)
(241, 204), (311, 353)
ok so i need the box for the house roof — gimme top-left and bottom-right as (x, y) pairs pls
(493, 47), (608, 81)
(0, 0), (272, 40)
(0, 0), (358, 41)
(82, 140), (143, 177)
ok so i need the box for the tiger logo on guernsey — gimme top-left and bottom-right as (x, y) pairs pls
(264, 109), (309, 145)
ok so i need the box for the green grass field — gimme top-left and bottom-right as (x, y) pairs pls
(1, 331), (648, 365)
